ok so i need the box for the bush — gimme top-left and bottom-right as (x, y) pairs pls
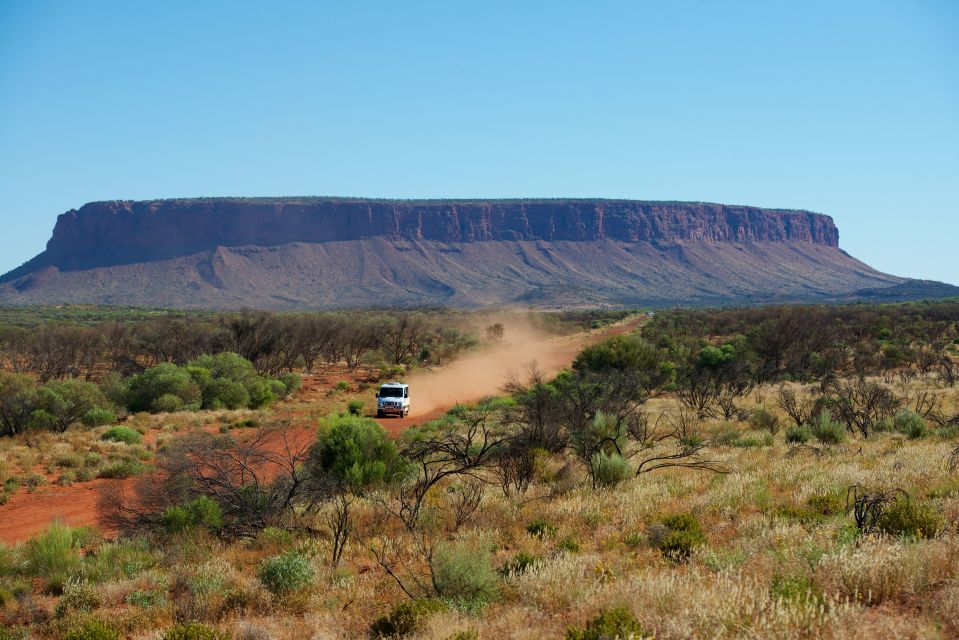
(125, 589), (166, 608)
(63, 618), (119, 640)
(279, 372), (301, 396)
(430, 542), (499, 606)
(785, 425), (812, 444)
(100, 426), (141, 444)
(308, 415), (406, 489)
(0, 372), (37, 437)
(97, 459), (147, 479)
(807, 492), (845, 516)
(526, 517), (558, 539)
(161, 497), (223, 535)
(749, 408), (780, 434)
(55, 580), (102, 617)
(590, 451), (632, 487)
(807, 410), (845, 444)
(258, 551), (314, 595)
(347, 399), (365, 416)
(23, 521), (81, 578)
(151, 393), (185, 413)
(891, 410), (928, 439)
(370, 599), (448, 638)
(162, 622), (229, 640)
(34, 380), (112, 432)
(650, 514), (707, 561)
(877, 498), (944, 538)
(81, 408), (116, 428)
(566, 606), (646, 640)
(500, 552), (541, 576)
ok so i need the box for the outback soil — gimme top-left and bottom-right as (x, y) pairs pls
(0, 316), (643, 545)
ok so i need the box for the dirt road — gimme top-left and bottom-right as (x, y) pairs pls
(0, 315), (644, 544)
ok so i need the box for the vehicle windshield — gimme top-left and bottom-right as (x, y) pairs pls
(379, 387), (404, 398)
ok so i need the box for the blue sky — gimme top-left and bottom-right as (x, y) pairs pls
(1, 1), (957, 282)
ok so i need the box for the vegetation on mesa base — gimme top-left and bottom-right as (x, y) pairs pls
(0, 301), (957, 638)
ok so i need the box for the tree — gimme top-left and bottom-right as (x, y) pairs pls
(0, 372), (38, 436)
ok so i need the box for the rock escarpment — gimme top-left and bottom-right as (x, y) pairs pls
(0, 197), (941, 309)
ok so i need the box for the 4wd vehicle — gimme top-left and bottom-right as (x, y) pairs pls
(376, 381), (410, 418)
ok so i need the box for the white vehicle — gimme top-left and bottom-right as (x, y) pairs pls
(376, 381), (410, 418)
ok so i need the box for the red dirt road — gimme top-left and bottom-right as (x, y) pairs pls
(0, 316), (645, 545)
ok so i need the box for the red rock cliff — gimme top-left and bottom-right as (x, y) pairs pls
(21, 198), (839, 273)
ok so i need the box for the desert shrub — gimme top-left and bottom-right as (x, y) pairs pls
(62, 618), (119, 640)
(97, 459), (147, 479)
(258, 551), (314, 595)
(431, 542), (498, 606)
(807, 410), (845, 444)
(807, 492), (845, 516)
(566, 606), (645, 640)
(152, 393), (185, 414)
(526, 517), (558, 539)
(127, 363), (201, 413)
(278, 372), (301, 396)
(22, 521), (81, 578)
(589, 451), (632, 487)
(125, 588), (166, 608)
(877, 498), (944, 538)
(891, 410), (928, 439)
(81, 408), (116, 428)
(55, 580), (101, 617)
(34, 380), (111, 432)
(623, 532), (646, 549)
(370, 599), (448, 638)
(202, 379), (249, 410)
(500, 552), (541, 576)
(784, 425), (812, 444)
(308, 414), (406, 489)
(770, 573), (821, 602)
(162, 497), (223, 535)
(254, 527), (294, 551)
(100, 426), (141, 444)
(0, 372), (38, 436)
(749, 408), (780, 434)
(650, 513), (707, 561)
(347, 399), (364, 416)
(162, 622), (229, 640)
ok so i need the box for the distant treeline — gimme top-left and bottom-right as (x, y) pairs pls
(643, 301), (959, 382)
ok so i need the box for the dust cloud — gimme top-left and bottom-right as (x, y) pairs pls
(403, 317), (591, 417)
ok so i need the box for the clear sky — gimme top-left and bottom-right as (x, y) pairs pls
(1, 1), (957, 282)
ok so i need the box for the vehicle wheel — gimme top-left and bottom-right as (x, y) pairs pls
(403, 408), (409, 417)
(376, 410), (384, 418)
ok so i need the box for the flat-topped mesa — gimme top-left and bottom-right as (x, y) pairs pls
(39, 198), (839, 271)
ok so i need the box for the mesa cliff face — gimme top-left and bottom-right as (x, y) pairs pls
(29, 198), (839, 272)
(0, 197), (941, 310)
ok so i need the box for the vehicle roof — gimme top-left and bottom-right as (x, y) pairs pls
(380, 381), (408, 387)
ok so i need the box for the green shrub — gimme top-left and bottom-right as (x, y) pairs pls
(500, 552), (541, 576)
(370, 599), (448, 638)
(557, 536), (582, 553)
(623, 532), (646, 549)
(127, 363), (201, 413)
(308, 415), (406, 489)
(590, 451), (632, 487)
(566, 606), (645, 640)
(807, 492), (845, 516)
(784, 425), (812, 444)
(161, 497), (223, 534)
(347, 399), (365, 416)
(255, 527), (295, 550)
(23, 521), (81, 578)
(97, 459), (147, 479)
(162, 622), (229, 640)
(279, 372), (301, 396)
(151, 393), (185, 413)
(749, 408), (780, 434)
(101, 426), (141, 444)
(34, 380), (112, 432)
(526, 517), (558, 539)
(202, 378), (250, 410)
(258, 551), (315, 595)
(0, 372), (38, 437)
(55, 580), (101, 617)
(63, 618), (119, 640)
(877, 498), (944, 538)
(125, 589), (167, 608)
(732, 433), (774, 448)
(81, 408), (116, 428)
(650, 514), (707, 561)
(770, 573), (822, 602)
(430, 542), (498, 606)
(807, 410), (845, 444)
(891, 410), (928, 439)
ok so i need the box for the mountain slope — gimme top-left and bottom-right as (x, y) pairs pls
(0, 198), (950, 309)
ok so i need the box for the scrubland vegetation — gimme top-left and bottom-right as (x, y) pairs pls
(0, 302), (958, 638)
